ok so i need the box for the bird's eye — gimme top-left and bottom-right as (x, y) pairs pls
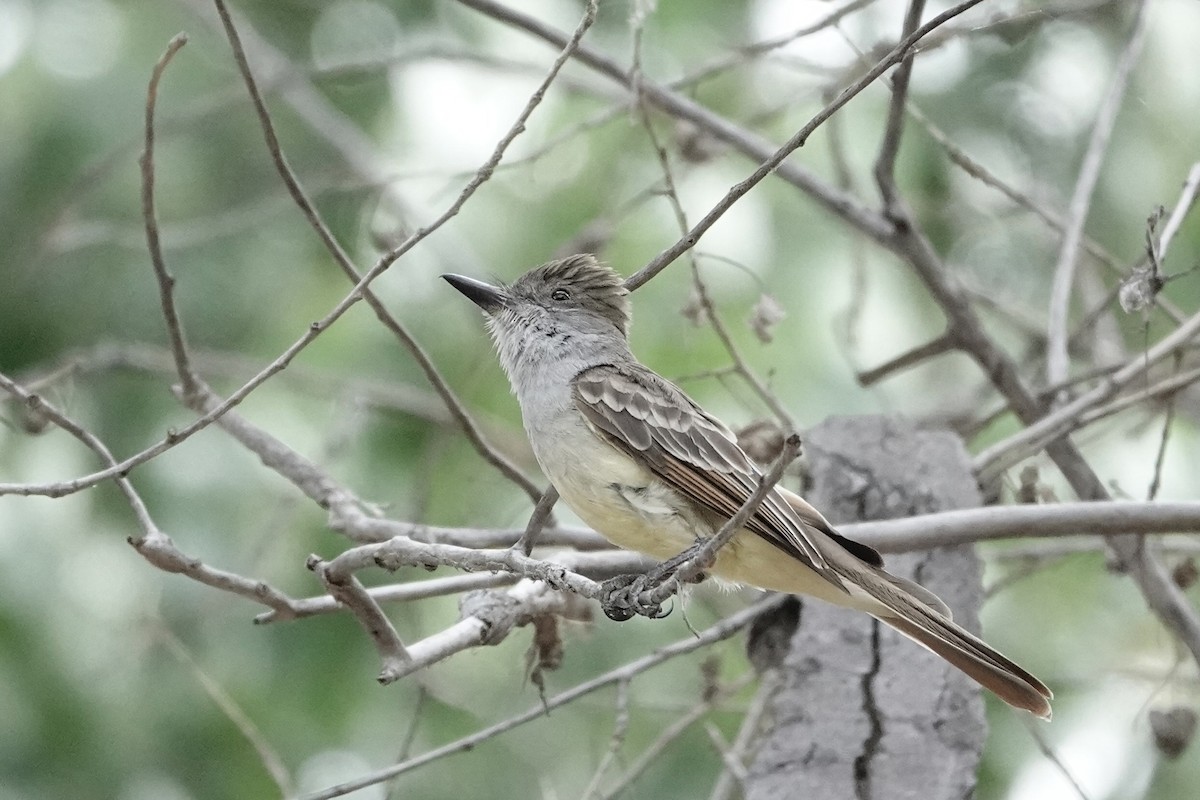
(551, 288), (571, 302)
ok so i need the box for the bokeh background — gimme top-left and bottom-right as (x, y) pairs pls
(2, 0), (1199, 798)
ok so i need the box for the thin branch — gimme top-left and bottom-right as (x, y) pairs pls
(253, 549), (648, 625)
(628, 71), (795, 429)
(29, 340), (526, 445)
(581, 678), (631, 800)
(1045, 1), (1149, 388)
(873, 0), (926, 214)
(1146, 358), (1181, 501)
(0, 0), (599, 501)
(210, 0), (545, 505)
(254, 572), (516, 624)
(908, 99), (1188, 327)
(514, 486), (559, 556)
(621, 0), (987, 289)
(708, 675), (778, 800)
(139, 32), (199, 394)
(598, 674), (755, 800)
(638, 434), (802, 611)
(1074, 363), (1200, 430)
(1022, 717), (1094, 800)
(157, 623), (293, 797)
(1156, 162), (1200, 260)
(309, 554), (412, 682)
(451, 0), (984, 291)
(321, 530), (605, 602)
(855, 330), (955, 386)
(848, 501), (1200, 553)
(299, 594), (787, 800)
(975, 307), (1200, 481)
(0, 371), (300, 614)
(688, 263), (796, 430)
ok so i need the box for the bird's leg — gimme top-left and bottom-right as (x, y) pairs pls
(599, 541), (714, 621)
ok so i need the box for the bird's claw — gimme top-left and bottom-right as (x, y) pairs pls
(600, 573), (671, 621)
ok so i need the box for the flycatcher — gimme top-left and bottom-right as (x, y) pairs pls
(444, 254), (1052, 718)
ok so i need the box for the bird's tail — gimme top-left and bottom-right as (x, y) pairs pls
(862, 570), (1053, 719)
(774, 489), (1052, 717)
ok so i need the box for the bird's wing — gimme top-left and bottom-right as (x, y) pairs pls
(572, 361), (850, 591)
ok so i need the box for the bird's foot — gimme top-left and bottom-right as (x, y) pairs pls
(600, 541), (720, 621)
(599, 572), (671, 622)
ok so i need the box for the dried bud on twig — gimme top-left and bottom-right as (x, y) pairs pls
(736, 418), (788, 465)
(747, 292), (785, 343)
(1150, 706), (1197, 759)
(1173, 557), (1198, 590)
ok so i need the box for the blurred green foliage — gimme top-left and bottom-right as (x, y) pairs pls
(2, 1), (1199, 798)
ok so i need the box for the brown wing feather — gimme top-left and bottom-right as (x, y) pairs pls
(573, 364), (1053, 717)
(573, 362), (849, 590)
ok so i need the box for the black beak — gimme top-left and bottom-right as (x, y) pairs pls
(442, 274), (508, 314)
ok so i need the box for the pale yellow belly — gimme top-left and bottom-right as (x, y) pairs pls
(551, 460), (860, 609)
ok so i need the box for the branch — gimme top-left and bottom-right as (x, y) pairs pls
(299, 595), (787, 800)
(849, 500), (1200, 552)
(139, 32), (199, 395)
(210, 0), (546, 505)
(0, 0), (598, 501)
(622, 0), (986, 289)
(1045, 1), (1149, 387)
(309, 553), (412, 682)
(452, 0), (987, 291)
(0, 371), (300, 614)
(253, 549), (647, 624)
(855, 330), (954, 386)
(975, 306), (1200, 481)
(873, 0), (926, 214)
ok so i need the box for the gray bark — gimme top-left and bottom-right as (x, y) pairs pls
(745, 416), (988, 800)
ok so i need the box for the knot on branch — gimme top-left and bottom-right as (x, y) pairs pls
(129, 531), (196, 574)
(460, 590), (525, 646)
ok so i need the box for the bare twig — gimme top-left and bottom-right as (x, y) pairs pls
(157, 624), (293, 797)
(1146, 358), (1182, 501)
(139, 33), (199, 394)
(309, 554), (412, 682)
(299, 594), (787, 800)
(975, 307), (1200, 481)
(708, 676), (778, 800)
(621, 0), (986, 289)
(1045, 1), (1149, 388)
(0, 371), (300, 614)
(581, 678), (631, 800)
(210, 0), (546, 505)
(450, 0), (984, 290)
(254, 572), (516, 624)
(856, 330), (954, 386)
(873, 0), (926, 215)
(1022, 717), (1094, 800)
(598, 674), (755, 800)
(638, 434), (802, 610)
(0, 0), (598, 501)
(514, 486), (559, 556)
(1155, 162), (1200, 260)
(628, 75), (795, 429)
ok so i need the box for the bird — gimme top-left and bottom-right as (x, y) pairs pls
(443, 253), (1052, 718)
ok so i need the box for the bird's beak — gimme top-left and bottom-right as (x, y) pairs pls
(442, 274), (508, 314)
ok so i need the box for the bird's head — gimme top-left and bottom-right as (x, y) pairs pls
(443, 254), (632, 381)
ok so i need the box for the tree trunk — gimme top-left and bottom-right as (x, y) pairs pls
(745, 416), (989, 800)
